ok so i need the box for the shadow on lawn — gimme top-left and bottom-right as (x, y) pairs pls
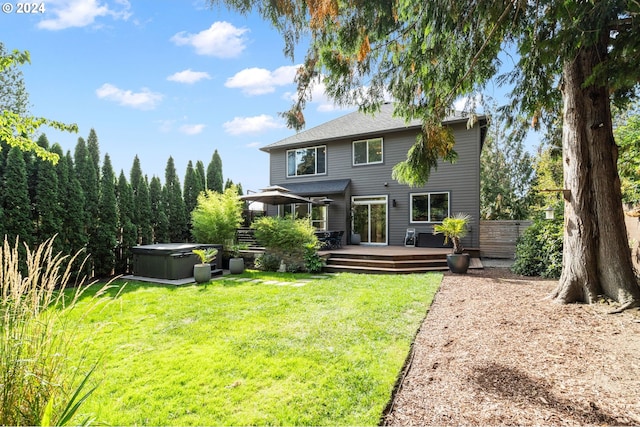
(472, 362), (637, 426)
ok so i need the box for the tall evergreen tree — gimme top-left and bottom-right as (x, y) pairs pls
(2, 146), (32, 247)
(206, 150), (223, 193)
(149, 176), (169, 243)
(130, 155), (143, 196)
(116, 171), (137, 274)
(183, 160), (200, 216)
(164, 156), (187, 242)
(63, 151), (88, 265)
(33, 134), (62, 252)
(195, 160), (206, 195)
(74, 137), (99, 273)
(93, 154), (117, 277)
(87, 128), (101, 181)
(136, 175), (153, 244)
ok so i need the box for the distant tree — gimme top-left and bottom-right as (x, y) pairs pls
(224, 178), (234, 190)
(149, 176), (169, 243)
(206, 150), (223, 193)
(0, 42), (28, 116)
(615, 107), (640, 204)
(480, 119), (536, 220)
(236, 182), (244, 196)
(2, 146), (32, 247)
(195, 160), (206, 194)
(0, 47), (77, 163)
(164, 156), (187, 242)
(183, 160), (200, 216)
(33, 135), (62, 252)
(93, 154), (117, 277)
(116, 171), (137, 274)
(533, 147), (564, 218)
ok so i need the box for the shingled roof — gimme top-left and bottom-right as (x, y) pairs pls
(260, 102), (473, 152)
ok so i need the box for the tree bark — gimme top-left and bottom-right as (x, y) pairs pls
(551, 43), (640, 308)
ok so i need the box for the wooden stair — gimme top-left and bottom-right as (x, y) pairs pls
(322, 247), (482, 274)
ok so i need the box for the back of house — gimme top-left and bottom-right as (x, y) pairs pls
(258, 103), (486, 248)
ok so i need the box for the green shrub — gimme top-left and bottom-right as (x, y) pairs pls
(191, 186), (243, 247)
(512, 219), (563, 278)
(252, 216), (319, 272)
(304, 243), (325, 273)
(254, 252), (282, 271)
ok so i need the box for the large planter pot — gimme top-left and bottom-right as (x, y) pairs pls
(229, 257), (245, 274)
(193, 263), (212, 283)
(446, 253), (470, 274)
(351, 233), (361, 245)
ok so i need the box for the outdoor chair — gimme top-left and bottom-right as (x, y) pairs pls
(328, 230), (343, 249)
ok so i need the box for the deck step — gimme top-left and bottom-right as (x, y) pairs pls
(321, 248), (483, 274)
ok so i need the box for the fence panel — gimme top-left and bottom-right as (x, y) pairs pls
(479, 220), (532, 259)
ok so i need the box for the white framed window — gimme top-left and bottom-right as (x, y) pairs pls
(410, 192), (450, 223)
(353, 138), (383, 165)
(278, 202), (328, 230)
(286, 146), (326, 177)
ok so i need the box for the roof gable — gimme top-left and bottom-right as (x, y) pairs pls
(261, 103), (477, 152)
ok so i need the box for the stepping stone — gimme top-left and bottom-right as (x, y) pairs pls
(291, 282), (307, 287)
(310, 275), (330, 279)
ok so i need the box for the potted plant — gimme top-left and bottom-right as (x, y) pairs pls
(227, 241), (247, 274)
(192, 248), (218, 283)
(433, 213), (472, 274)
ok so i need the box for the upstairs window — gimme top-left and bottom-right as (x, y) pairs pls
(287, 146), (326, 177)
(353, 138), (383, 165)
(410, 192), (450, 223)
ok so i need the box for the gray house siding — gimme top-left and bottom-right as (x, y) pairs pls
(265, 120), (482, 248)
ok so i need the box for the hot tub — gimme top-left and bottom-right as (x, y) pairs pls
(131, 243), (222, 280)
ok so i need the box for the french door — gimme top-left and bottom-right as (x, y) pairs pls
(352, 196), (388, 245)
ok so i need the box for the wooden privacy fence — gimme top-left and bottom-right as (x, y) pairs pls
(479, 220), (533, 259)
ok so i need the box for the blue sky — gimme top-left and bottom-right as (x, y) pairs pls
(2, 0), (534, 193)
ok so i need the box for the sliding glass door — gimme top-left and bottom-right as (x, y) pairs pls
(352, 196), (387, 245)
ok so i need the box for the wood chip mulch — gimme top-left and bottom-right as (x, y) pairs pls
(382, 267), (640, 426)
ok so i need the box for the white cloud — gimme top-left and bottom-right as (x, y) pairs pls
(96, 83), (163, 110)
(38, 0), (131, 30)
(167, 69), (212, 84)
(284, 79), (352, 113)
(223, 115), (284, 135)
(454, 93), (483, 112)
(179, 124), (206, 135)
(170, 22), (248, 58)
(225, 65), (299, 95)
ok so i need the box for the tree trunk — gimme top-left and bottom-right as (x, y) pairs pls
(550, 43), (640, 308)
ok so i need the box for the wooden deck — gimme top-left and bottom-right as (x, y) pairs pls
(318, 245), (483, 274)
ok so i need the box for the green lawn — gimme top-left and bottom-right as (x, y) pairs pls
(67, 271), (441, 426)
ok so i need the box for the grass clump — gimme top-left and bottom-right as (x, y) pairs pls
(0, 236), (111, 426)
(67, 271), (441, 425)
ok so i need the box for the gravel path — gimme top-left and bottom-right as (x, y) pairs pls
(383, 267), (640, 426)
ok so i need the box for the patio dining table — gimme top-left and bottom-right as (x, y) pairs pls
(315, 230), (344, 249)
